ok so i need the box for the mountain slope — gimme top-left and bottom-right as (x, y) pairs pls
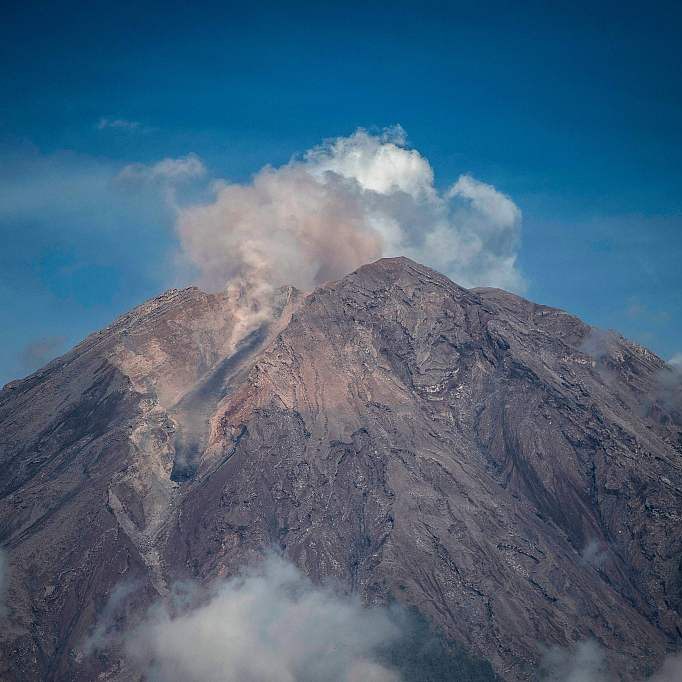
(1, 258), (681, 680)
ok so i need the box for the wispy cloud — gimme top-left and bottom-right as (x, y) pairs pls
(540, 640), (609, 682)
(539, 640), (682, 682)
(580, 539), (608, 570)
(118, 153), (206, 183)
(649, 653), (682, 682)
(97, 117), (146, 132)
(0, 143), (186, 384)
(82, 581), (139, 657)
(19, 335), (66, 372)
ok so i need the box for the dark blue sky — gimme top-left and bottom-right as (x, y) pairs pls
(1, 0), (681, 384)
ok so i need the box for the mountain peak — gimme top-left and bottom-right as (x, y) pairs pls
(345, 255), (462, 287)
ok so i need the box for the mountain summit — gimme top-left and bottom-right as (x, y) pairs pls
(1, 257), (681, 680)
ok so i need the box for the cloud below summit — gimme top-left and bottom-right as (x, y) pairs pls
(175, 127), (525, 300)
(119, 555), (402, 682)
(539, 640), (682, 682)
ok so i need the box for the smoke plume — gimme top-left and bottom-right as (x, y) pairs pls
(176, 126), (523, 341)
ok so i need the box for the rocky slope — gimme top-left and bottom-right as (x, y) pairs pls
(0, 257), (681, 680)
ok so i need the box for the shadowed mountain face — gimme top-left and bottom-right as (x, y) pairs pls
(0, 258), (681, 681)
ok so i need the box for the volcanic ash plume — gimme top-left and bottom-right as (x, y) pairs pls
(176, 126), (524, 342)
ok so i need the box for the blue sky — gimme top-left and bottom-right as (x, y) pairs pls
(1, 0), (681, 384)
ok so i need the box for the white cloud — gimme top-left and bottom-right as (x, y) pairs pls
(669, 354), (682, 367)
(304, 125), (435, 198)
(176, 126), (525, 324)
(119, 153), (206, 183)
(122, 555), (402, 682)
(19, 335), (67, 372)
(448, 174), (521, 229)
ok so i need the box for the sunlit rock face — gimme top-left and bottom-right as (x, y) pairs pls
(0, 257), (680, 681)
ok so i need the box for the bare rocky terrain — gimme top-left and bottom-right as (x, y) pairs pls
(1, 257), (681, 680)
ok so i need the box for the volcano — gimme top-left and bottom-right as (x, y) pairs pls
(1, 257), (681, 680)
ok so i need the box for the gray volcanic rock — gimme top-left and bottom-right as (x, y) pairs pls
(0, 257), (681, 681)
